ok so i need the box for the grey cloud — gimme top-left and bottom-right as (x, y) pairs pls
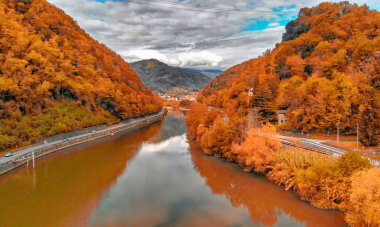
(48, 0), (371, 69)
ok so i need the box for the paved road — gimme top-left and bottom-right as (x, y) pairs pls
(0, 111), (163, 166)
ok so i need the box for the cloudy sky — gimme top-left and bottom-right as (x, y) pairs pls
(48, 0), (380, 70)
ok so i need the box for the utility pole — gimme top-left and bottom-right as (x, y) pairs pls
(256, 107), (259, 134)
(32, 152), (35, 169)
(247, 87), (254, 130)
(337, 120), (340, 145)
(356, 123), (359, 151)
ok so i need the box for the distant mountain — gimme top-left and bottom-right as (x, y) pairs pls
(131, 59), (212, 93)
(184, 68), (222, 79)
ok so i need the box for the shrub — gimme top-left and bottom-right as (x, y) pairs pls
(346, 168), (380, 226)
(268, 149), (334, 190)
(295, 151), (371, 209)
(232, 125), (281, 173)
(199, 115), (236, 160)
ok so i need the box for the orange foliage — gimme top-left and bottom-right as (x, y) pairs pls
(187, 3), (379, 226)
(187, 104), (375, 226)
(232, 125), (281, 173)
(198, 2), (379, 146)
(346, 168), (380, 226)
(186, 103), (245, 161)
(0, 0), (162, 150)
(198, 115), (236, 159)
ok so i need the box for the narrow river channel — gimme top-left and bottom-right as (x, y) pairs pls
(0, 112), (346, 227)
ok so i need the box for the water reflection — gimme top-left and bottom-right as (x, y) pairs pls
(0, 112), (346, 227)
(141, 135), (188, 154)
(188, 141), (347, 227)
(89, 113), (254, 226)
(0, 121), (163, 227)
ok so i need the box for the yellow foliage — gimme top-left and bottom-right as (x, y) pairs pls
(0, 0), (162, 151)
(232, 125), (281, 173)
(346, 168), (380, 226)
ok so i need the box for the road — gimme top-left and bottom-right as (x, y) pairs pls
(0, 111), (164, 169)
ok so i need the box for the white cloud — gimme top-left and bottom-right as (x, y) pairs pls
(121, 49), (169, 63)
(268, 22), (280, 27)
(121, 49), (223, 67)
(48, 0), (379, 70)
(178, 51), (223, 67)
(140, 135), (188, 154)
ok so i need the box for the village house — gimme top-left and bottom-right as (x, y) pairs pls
(276, 110), (288, 125)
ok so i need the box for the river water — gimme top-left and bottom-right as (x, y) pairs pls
(0, 112), (346, 227)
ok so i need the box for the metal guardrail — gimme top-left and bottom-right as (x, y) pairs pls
(369, 158), (380, 167)
(299, 139), (346, 156)
(1, 111), (164, 175)
(279, 138), (332, 155)
(278, 137), (380, 167)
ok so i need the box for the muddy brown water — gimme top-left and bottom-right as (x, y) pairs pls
(0, 112), (346, 227)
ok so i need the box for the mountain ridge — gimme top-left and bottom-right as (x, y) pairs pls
(131, 59), (212, 94)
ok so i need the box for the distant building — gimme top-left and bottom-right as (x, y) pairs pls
(180, 95), (196, 101)
(276, 110), (287, 125)
(248, 88), (254, 97)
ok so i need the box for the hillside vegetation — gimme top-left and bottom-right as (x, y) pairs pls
(187, 2), (380, 226)
(0, 0), (162, 151)
(131, 59), (212, 94)
(198, 2), (379, 146)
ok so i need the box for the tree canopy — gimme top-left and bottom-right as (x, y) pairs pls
(198, 2), (379, 146)
(0, 0), (162, 150)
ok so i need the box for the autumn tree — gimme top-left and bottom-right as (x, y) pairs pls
(0, 0), (162, 151)
(359, 89), (380, 146)
(199, 115), (236, 160)
(346, 168), (380, 226)
(232, 124), (281, 173)
(197, 2), (379, 145)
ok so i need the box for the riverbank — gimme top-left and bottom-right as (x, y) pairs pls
(0, 112), (346, 226)
(185, 103), (379, 226)
(0, 111), (164, 176)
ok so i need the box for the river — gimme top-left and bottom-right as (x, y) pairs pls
(0, 112), (346, 227)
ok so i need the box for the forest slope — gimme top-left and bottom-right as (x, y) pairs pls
(0, 0), (162, 151)
(187, 3), (380, 225)
(197, 2), (379, 145)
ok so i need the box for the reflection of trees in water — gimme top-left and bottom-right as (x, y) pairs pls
(0, 122), (163, 227)
(158, 112), (188, 141)
(188, 140), (346, 227)
(168, 110), (186, 119)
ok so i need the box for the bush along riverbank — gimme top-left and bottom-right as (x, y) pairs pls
(186, 103), (380, 226)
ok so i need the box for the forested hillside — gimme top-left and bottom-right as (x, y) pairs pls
(131, 59), (212, 93)
(188, 2), (380, 226)
(198, 2), (379, 146)
(0, 0), (162, 151)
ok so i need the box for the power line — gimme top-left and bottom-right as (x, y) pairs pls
(144, 0), (278, 13)
(127, 0), (297, 16)
(166, 0), (298, 15)
(129, 0), (295, 15)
